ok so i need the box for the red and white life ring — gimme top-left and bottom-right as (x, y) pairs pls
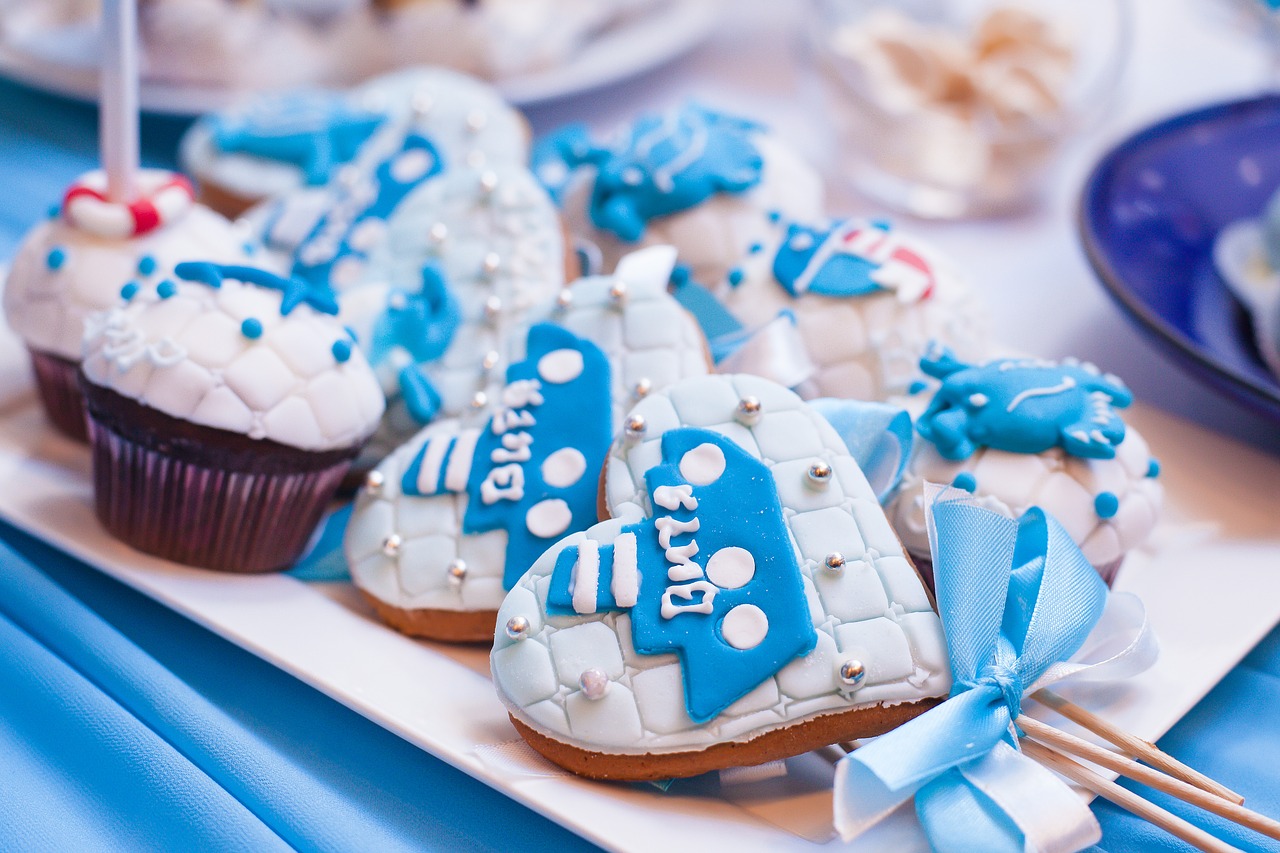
(842, 223), (938, 302)
(62, 170), (195, 240)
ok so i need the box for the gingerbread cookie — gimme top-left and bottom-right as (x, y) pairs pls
(713, 216), (989, 401)
(886, 348), (1163, 584)
(490, 373), (950, 780)
(546, 103), (823, 283)
(345, 246), (711, 641)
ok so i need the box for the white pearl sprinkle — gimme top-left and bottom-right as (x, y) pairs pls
(505, 616), (530, 640)
(578, 668), (609, 700)
(381, 534), (402, 557)
(447, 559), (467, 586)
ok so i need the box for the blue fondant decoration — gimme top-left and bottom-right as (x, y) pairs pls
(366, 265), (459, 368)
(397, 366), (443, 425)
(120, 282), (139, 301)
(46, 247), (66, 270)
(546, 428), (816, 724)
(669, 276), (745, 345)
(156, 280), (176, 299)
(587, 104), (764, 242)
(240, 318), (263, 339)
(175, 262), (339, 316)
(137, 255), (157, 276)
(952, 472), (977, 493)
(331, 340), (352, 363)
(530, 123), (606, 205)
(1094, 491), (1120, 519)
(399, 324), (612, 590)
(771, 218), (936, 300)
(916, 347), (1134, 461)
(1146, 457), (1161, 478)
(210, 91), (384, 186)
(290, 132), (443, 288)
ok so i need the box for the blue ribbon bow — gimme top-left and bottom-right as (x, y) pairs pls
(835, 488), (1136, 853)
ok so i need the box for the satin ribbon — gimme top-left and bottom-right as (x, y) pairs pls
(712, 310), (817, 390)
(834, 485), (1158, 853)
(810, 398), (913, 502)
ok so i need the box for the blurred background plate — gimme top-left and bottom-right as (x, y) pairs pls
(1080, 94), (1280, 423)
(0, 0), (723, 114)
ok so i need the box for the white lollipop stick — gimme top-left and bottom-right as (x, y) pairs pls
(100, 0), (139, 203)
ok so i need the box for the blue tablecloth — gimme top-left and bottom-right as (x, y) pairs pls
(0, 79), (1276, 852)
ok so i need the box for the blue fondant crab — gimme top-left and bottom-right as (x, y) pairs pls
(588, 104), (764, 242)
(916, 347), (1133, 461)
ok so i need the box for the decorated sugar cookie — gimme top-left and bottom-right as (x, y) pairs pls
(180, 89), (387, 217)
(490, 373), (950, 780)
(2, 170), (255, 440)
(886, 348), (1163, 583)
(712, 216), (988, 401)
(339, 164), (568, 464)
(345, 246), (711, 641)
(546, 103), (824, 283)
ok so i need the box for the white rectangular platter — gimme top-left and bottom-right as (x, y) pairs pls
(0, 329), (1277, 850)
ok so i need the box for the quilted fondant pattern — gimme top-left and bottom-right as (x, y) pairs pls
(491, 374), (950, 753)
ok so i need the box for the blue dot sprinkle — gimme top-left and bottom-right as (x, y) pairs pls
(344, 325), (358, 341)
(1094, 491), (1119, 519)
(242, 242), (258, 256)
(951, 472), (977, 492)
(120, 281), (140, 301)
(46, 204), (60, 219)
(727, 267), (745, 287)
(46, 247), (67, 270)
(669, 265), (691, 287)
(241, 318), (263, 339)
(332, 339), (352, 363)
(908, 380), (928, 395)
(767, 210), (781, 223)
(156, 280), (176, 299)
(748, 242), (763, 254)
(1146, 457), (1160, 478)
(137, 255), (157, 276)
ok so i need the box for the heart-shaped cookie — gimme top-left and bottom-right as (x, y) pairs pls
(345, 247), (711, 641)
(490, 373), (950, 780)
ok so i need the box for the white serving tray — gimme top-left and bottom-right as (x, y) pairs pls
(0, 326), (1276, 850)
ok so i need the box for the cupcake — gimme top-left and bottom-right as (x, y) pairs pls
(2, 170), (254, 440)
(712, 216), (989, 401)
(885, 348), (1163, 584)
(79, 261), (384, 572)
(547, 103), (824, 282)
(180, 88), (387, 217)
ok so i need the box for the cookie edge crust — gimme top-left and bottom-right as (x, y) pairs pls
(361, 591), (497, 643)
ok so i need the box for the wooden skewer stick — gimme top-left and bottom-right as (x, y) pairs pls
(1019, 740), (1242, 853)
(1032, 688), (1244, 805)
(1019, 716), (1280, 842)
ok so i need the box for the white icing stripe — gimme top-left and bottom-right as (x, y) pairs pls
(611, 532), (639, 608)
(443, 429), (480, 492)
(573, 540), (601, 615)
(1005, 376), (1077, 413)
(415, 435), (452, 495)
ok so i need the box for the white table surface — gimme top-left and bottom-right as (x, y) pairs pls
(524, 0), (1280, 457)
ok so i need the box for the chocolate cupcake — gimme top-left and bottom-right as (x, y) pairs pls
(2, 170), (253, 440)
(79, 262), (384, 572)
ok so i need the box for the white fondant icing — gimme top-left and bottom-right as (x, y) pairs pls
(572, 539), (600, 616)
(541, 447), (588, 489)
(721, 603), (769, 650)
(80, 275), (383, 451)
(704, 546), (756, 590)
(677, 442), (726, 486)
(652, 484), (697, 512)
(526, 498), (572, 539)
(536, 348), (585, 385)
(610, 532), (640, 608)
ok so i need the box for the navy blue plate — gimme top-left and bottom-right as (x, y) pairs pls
(1080, 94), (1280, 423)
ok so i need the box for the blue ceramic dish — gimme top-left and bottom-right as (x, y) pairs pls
(1079, 94), (1280, 422)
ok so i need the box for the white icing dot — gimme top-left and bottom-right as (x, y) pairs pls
(721, 604), (769, 650)
(391, 148), (434, 183)
(541, 447), (588, 489)
(705, 547), (756, 590)
(526, 498), (572, 539)
(678, 442), (726, 486)
(348, 218), (386, 253)
(537, 349), (584, 384)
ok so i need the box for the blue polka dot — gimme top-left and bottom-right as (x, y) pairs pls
(137, 255), (157, 276)
(908, 380), (928, 395)
(668, 265), (691, 287)
(727, 267), (744, 287)
(951, 472), (977, 492)
(120, 281), (140, 301)
(1146, 457), (1160, 478)
(1094, 491), (1119, 519)
(242, 242), (258, 256)
(46, 204), (60, 219)
(748, 242), (763, 254)
(241, 318), (263, 339)
(156, 280), (176, 299)
(767, 210), (781, 223)
(331, 339), (352, 363)
(46, 247), (67, 270)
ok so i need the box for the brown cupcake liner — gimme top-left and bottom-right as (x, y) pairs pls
(28, 348), (89, 442)
(82, 380), (358, 573)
